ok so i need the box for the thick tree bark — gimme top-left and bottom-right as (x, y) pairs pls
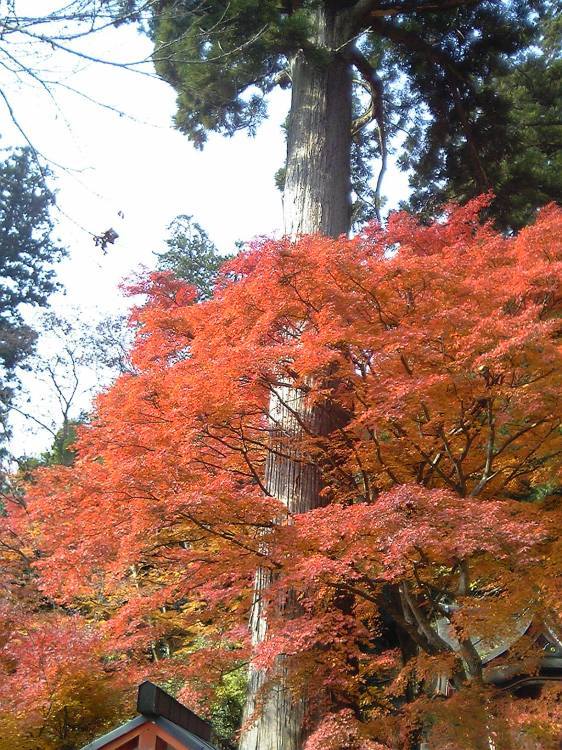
(283, 7), (353, 239)
(240, 385), (336, 750)
(239, 6), (353, 750)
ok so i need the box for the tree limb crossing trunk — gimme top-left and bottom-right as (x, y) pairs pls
(239, 7), (353, 749)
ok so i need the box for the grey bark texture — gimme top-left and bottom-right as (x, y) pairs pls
(283, 6), (353, 239)
(239, 9), (353, 748)
(239, 385), (334, 750)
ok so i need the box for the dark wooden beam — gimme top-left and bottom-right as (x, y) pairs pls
(137, 681), (213, 742)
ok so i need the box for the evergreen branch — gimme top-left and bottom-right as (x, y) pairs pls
(370, 17), (489, 190)
(350, 0), (480, 29)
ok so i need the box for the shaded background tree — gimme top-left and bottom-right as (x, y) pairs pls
(9, 309), (137, 469)
(0, 148), (64, 448)
(156, 214), (230, 300)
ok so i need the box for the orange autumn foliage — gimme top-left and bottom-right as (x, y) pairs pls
(0, 484), (131, 750)
(19, 198), (562, 748)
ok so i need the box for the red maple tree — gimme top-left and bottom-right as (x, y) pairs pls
(20, 198), (562, 748)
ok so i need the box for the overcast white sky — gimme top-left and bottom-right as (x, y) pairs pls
(1, 14), (409, 454)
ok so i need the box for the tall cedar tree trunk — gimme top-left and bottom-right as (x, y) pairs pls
(239, 6), (352, 750)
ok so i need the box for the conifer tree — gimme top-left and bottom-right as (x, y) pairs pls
(149, 0), (554, 233)
(0, 149), (64, 448)
(156, 215), (228, 300)
(403, 0), (562, 230)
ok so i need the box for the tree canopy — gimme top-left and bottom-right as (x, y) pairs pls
(2, 2), (559, 230)
(403, 1), (562, 229)
(16, 200), (562, 749)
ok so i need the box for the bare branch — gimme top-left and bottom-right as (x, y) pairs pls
(347, 46), (387, 222)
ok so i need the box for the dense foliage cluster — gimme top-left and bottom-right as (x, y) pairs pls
(2, 200), (559, 748)
(403, 2), (562, 230)
(0, 470), (131, 750)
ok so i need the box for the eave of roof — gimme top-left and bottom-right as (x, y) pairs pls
(80, 715), (218, 750)
(80, 715), (147, 750)
(156, 715), (218, 750)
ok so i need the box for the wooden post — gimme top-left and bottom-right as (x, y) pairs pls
(138, 724), (158, 750)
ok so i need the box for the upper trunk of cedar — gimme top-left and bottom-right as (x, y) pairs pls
(283, 5), (353, 238)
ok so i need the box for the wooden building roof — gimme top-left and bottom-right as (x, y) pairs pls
(81, 682), (219, 750)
